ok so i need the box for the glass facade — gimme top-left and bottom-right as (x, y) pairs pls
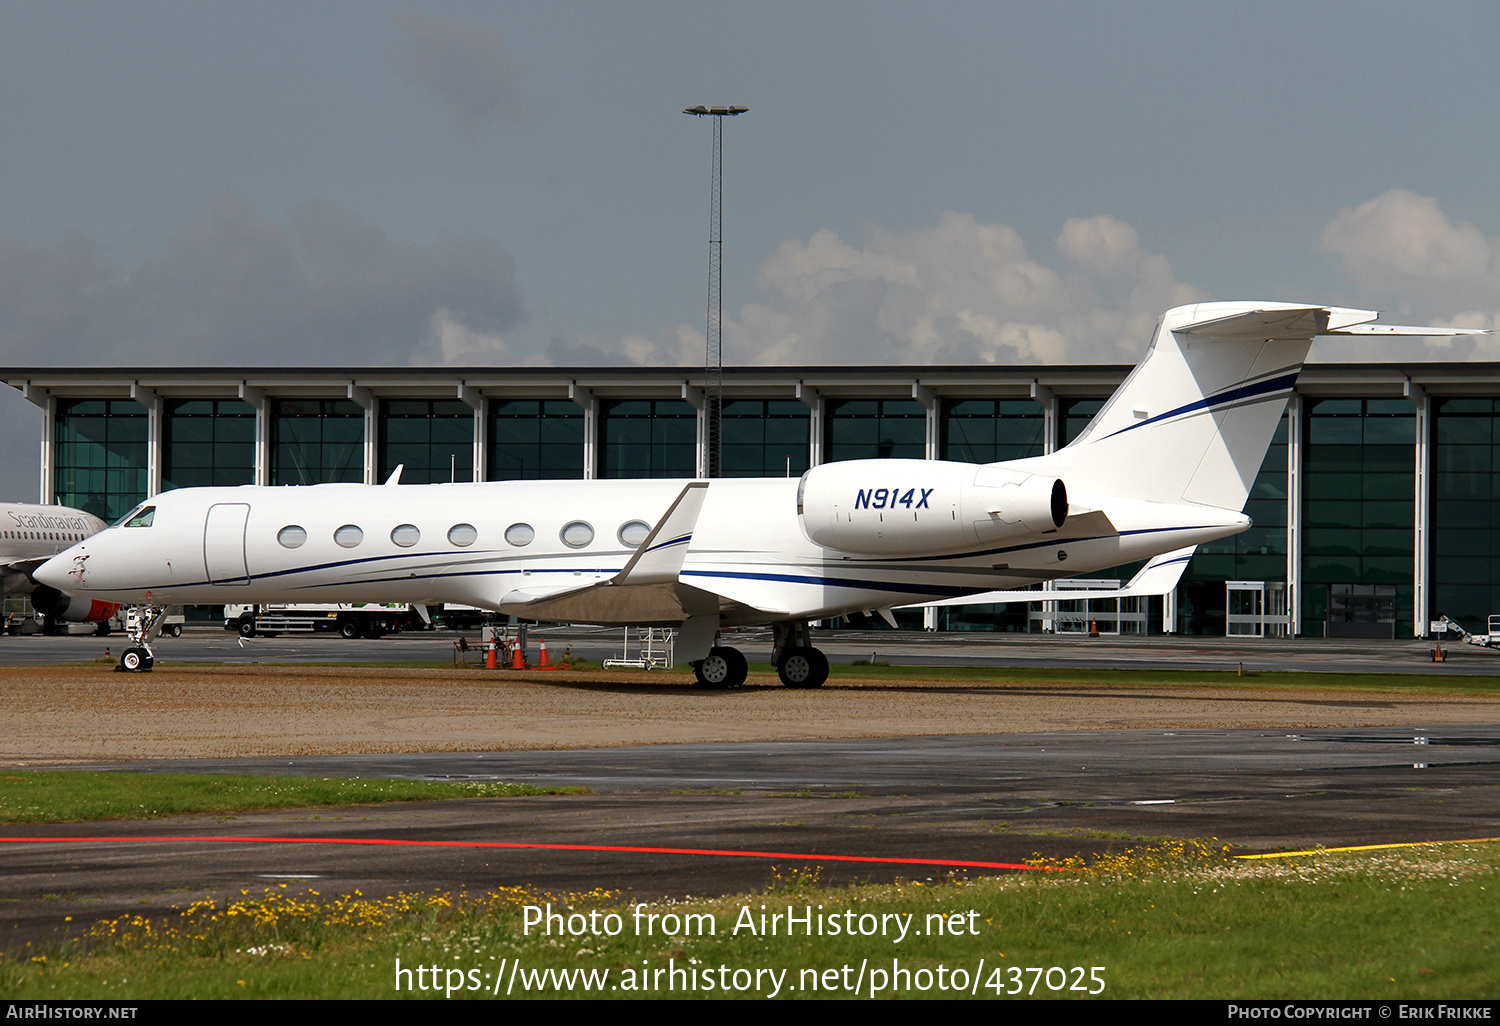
(722, 400), (810, 478)
(1178, 414), (1289, 635)
(1060, 398), (1104, 446)
(489, 400), (586, 480)
(826, 399), (925, 462)
(940, 399), (1045, 464)
(380, 400), (472, 485)
(1432, 398), (1500, 629)
(54, 399), (148, 520)
(601, 399), (697, 478)
(1301, 399), (1414, 638)
(40, 371), (1500, 640)
(271, 399), (364, 486)
(163, 399), (256, 491)
(937, 399), (1048, 631)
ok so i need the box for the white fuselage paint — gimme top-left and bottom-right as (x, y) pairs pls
(32, 473), (1247, 626)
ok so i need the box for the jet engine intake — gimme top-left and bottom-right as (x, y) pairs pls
(30, 585), (120, 624)
(797, 459), (1066, 555)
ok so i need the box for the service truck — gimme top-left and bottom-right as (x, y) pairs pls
(224, 603), (424, 639)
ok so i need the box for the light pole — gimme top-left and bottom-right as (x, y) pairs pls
(683, 104), (747, 479)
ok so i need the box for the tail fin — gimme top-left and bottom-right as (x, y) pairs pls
(1022, 302), (1477, 510)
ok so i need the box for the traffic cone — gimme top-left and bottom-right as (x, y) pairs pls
(485, 641), (497, 669)
(512, 642), (526, 669)
(1089, 618), (1099, 637)
(538, 637), (551, 668)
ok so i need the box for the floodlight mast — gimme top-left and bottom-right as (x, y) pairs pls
(683, 104), (747, 479)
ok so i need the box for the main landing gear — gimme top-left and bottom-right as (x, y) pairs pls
(687, 622), (831, 690)
(772, 621), (829, 689)
(692, 646), (748, 689)
(776, 645), (829, 689)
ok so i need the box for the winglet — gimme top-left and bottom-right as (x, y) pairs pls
(383, 464), (404, 485)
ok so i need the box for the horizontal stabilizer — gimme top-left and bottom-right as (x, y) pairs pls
(1176, 305), (1487, 341)
(1177, 306), (1339, 341)
(1324, 323), (1489, 337)
(900, 545), (1196, 609)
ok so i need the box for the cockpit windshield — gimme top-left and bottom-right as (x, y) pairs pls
(113, 505), (156, 528)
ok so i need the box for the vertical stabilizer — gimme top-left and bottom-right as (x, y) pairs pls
(1017, 303), (1374, 509)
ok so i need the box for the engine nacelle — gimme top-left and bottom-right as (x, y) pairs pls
(30, 585), (121, 624)
(797, 459), (1067, 555)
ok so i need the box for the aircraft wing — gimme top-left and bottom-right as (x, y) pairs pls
(900, 545), (1196, 608)
(491, 481), (787, 624)
(0, 558), (49, 595)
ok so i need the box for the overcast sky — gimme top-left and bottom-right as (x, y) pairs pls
(3, 1), (1498, 499)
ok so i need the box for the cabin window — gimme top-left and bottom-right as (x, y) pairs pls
(618, 520), (651, 547)
(390, 524), (420, 547)
(561, 521), (594, 548)
(334, 525), (364, 548)
(448, 523), (478, 547)
(504, 523), (535, 546)
(277, 525), (307, 548)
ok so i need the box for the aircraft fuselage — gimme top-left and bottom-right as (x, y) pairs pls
(35, 469), (1247, 625)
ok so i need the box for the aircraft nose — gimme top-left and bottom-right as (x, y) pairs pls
(34, 552), (77, 591)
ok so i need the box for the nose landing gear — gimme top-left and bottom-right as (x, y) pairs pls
(118, 647), (154, 672)
(114, 604), (164, 673)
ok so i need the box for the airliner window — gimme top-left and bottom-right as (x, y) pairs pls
(504, 523), (535, 547)
(618, 520), (651, 547)
(448, 523), (478, 547)
(122, 507), (155, 528)
(390, 524), (420, 547)
(277, 525), (307, 548)
(334, 524), (364, 548)
(561, 521), (594, 548)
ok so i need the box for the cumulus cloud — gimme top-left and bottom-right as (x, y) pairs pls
(391, 10), (526, 139)
(719, 212), (1204, 366)
(1318, 189), (1500, 361)
(0, 195), (525, 366)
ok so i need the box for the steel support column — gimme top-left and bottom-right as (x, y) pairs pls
(1286, 394), (1304, 637)
(1407, 379), (1430, 637)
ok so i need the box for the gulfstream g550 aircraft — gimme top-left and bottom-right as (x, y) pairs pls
(34, 302), (1480, 682)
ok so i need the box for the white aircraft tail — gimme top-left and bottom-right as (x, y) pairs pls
(1018, 303), (1480, 510)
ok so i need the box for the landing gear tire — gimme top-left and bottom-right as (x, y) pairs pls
(777, 646), (829, 689)
(237, 618), (256, 638)
(119, 647), (153, 672)
(338, 618), (361, 639)
(693, 646), (748, 689)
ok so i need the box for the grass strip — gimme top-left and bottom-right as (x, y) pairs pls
(2, 839), (1494, 999)
(0, 772), (586, 825)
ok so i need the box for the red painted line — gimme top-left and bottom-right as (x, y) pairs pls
(0, 835), (1061, 871)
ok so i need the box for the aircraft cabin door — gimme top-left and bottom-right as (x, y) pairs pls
(204, 503), (251, 586)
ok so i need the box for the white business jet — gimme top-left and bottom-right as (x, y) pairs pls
(0, 501), (116, 632)
(34, 302), (1479, 680)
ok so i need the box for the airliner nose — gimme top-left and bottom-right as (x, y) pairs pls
(34, 552), (76, 591)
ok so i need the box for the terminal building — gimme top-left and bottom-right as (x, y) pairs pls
(6, 361), (1497, 640)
